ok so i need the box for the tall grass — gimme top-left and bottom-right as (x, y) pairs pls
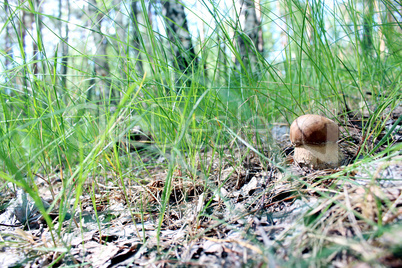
(0, 0), (401, 264)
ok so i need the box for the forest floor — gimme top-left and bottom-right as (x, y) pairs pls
(0, 106), (401, 267)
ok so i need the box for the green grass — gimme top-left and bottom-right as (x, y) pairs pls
(0, 0), (401, 266)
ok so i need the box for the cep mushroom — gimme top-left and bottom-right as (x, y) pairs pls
(289, 114), (342, 169)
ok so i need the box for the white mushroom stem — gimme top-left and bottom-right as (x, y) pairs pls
(294, 143), (342, 169)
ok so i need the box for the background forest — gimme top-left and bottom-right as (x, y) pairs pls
(0, 0), (401, 267)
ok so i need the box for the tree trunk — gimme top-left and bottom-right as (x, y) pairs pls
(362, 0), (374, 55)
(235, 0), (262, 74)
(26, 0), (43, 76)
(216, 22), (228, 83)
(4, 0), (12, 78)
(162, 0), (197, 83)
(113, 0), (127, 55)
(254, 0), (264, 54)
(30, 9), (39, 75)
(88, 0), (111, 103)
(19, 0), (30, 96)
(130, 0), (143, 75)
(20, 4), (28, 63)
(58, 0), (70, 89)
(89, 0), (110, 78)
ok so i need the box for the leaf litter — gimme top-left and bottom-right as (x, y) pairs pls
(0, 109), (401, 267)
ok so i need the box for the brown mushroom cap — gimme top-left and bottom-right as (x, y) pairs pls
(289, 114), (339, 146)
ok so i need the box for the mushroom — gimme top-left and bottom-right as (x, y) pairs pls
(289, 114), (342, 169)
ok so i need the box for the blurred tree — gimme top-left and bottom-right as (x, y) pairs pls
(58, 0), (70, 89)
(362, 0), (374, 56)
(236, 0), (263, 74)
(88, 0), (112, 103)
(34, 4), (39, 75)
(217, 21), (228, 83)
(383, 0), (402, 57)
(113, 0), (127, 55)
(4, 0), (13, 77)
(89, 0), (110, 78)
(162, 0), (197, 85)
(19, 1), (28, 61)
(18, 0), (30, 94)
(255, 0), (263, 55)
(130, 0), (143, 74)
(27, 0), (42, 76)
